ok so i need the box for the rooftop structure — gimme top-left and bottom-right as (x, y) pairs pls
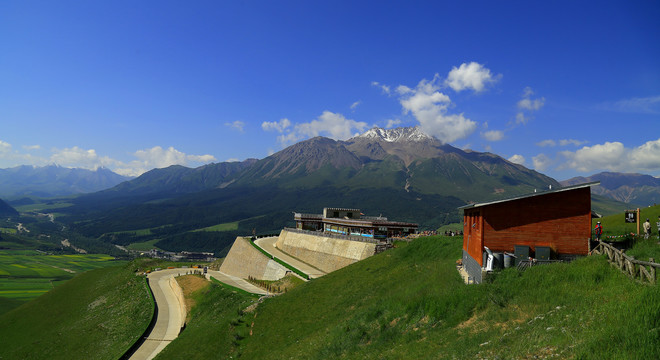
(294, 207), (418, 241)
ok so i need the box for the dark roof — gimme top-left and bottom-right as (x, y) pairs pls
(458, 181), (600, 210)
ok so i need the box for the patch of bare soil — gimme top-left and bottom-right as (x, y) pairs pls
(176, 274), (210, 313)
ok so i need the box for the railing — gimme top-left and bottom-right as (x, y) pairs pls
(283, 227), (387, 245)
(590, 241), (658, 285)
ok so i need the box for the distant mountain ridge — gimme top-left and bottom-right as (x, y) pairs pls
(0, 198), (19, 217)
(230, 126), (560, 202)
(561, 172), (660, 206)
(76, 126), (562, 208)
(0, 165), (131, 198)
(59, 126), (626, 255)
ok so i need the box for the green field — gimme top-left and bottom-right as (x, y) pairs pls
(0, 250), (124, 314)
(0, 227), (17, 234)
(0, 260), (153, 360)
(195, 220), (239, 232)
(594, 204), (660, 239)
(126, 238), (162, 251)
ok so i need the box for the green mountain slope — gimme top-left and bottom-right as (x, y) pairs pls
(0, 198), (19, 217)
(65, 186), (464, 255)
(155, 236), (660, 359)
(0, 261), (152, 360)
(58, 127), (579, 254)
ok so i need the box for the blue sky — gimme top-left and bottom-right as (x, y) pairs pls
(1, 1), (659, 179)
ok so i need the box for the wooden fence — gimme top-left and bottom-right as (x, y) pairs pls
(590, 241), (658, 285)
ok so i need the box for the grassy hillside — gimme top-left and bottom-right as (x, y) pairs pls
(0, 249), (123, 314)
(146, 236), (659, 359)
(238, 237), (659, 359)
(593, 203), (660, 239)
(0, 260), (153, 360)
(155, 276), (258, 359)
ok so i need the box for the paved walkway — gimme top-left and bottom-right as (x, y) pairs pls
(128, 267), (269, 359)
(130, 269), (186, 360)
(255, 236), (326, 278)
(206, 270), (268, 295)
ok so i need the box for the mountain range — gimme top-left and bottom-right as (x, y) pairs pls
(561, 172), (660, 206)
(56, 127), (567, 255)
(0, 165), (131, 198)
(6, 127), (656, 256)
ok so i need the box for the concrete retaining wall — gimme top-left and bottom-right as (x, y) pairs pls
(220, 237), (288, 281)
(276, 230), (376, 273)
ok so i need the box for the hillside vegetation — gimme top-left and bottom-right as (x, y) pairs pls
(0, 260), (153, 360)
(151, 236), (659, 359)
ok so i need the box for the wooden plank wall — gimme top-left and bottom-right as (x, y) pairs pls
(463, 208), (483, 266)
(481, 187), (591, 256)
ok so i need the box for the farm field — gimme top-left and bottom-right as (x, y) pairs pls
(0, 250), (124, 314)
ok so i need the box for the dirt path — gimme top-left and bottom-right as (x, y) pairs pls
(175, 275), (209, 322)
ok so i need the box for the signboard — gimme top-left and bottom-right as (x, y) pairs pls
(625, 211), (637, 223)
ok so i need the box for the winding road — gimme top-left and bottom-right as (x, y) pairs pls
(128, 268), (267, 360)
(129, 269), (186, 360)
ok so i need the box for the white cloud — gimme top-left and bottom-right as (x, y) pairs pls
(0, 140), (11, 153)
(350, 101), (361, 110)
(262, 118), (291, 133)
(532, 153), (553, 171)
(265, 111), (369, 147)
(385, 119), (402, 129)
(396, 76), (476, 143)
(50, 146), (116, 169)
(515, 87), (545, 124)
(445, 62), (500, 92)
(537, 139), (557, 147)
(481, 130), (504, 142)
(603, 95), (660, 114)
(508, 154), (525, 165)
(537, 139), (587, 147)
(518, 98), (545, 111)
(0, 141), (217, 177)
(225, 120), (245, 132)
(371, 81), (391, 94)
(294, 111), (368, 140)
(515, 112), (528, 125)
(559, 139), (588, 147)
(133, 146), (216, 169)
(22, 144), (40, 151)
(560, 139), (660, 173)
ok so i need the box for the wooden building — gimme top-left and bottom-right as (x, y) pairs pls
(294, 207), (418, 240)
(459, 182), (599, 283)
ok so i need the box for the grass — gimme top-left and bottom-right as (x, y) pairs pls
(0, 251), (124, 314)
(0, 260), (153, 360)
(126, 238), (162, 251)
(0, 227), (17, 234)
(232, 235), (660, 359)
(154, 275), (258, 359)
(247, 273), (305, 293)
(14, 201), (74, 213)
(626, 236), (660, 262)
(195, 220), (239, 232)
(594, 203), (660, 239)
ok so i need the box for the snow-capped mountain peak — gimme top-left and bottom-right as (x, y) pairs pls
(356, 126), (435, 143)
